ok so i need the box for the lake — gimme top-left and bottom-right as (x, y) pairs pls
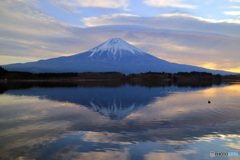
(0, 83), (240, 160)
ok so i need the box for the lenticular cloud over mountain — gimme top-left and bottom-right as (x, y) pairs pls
(2, 38), (232, 75)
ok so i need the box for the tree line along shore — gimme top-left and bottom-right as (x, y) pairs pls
(0, 67), (240, 86)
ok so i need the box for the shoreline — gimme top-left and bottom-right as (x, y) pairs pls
(1, 69), (240, 85)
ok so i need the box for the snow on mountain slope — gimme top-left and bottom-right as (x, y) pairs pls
(89, 38), (144, 57)
(87, 38), (146, 61)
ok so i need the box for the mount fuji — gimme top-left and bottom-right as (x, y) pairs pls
(2, 38), (231, 74)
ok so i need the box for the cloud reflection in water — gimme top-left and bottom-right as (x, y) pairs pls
(0, 84), (240, 159)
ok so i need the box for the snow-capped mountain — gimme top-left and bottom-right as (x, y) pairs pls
(2, 38), (231, 74)
(89, 38), (145, 60)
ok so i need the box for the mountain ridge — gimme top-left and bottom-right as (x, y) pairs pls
(2, 38), (233, 75)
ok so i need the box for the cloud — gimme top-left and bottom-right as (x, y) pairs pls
(82, 13), (140, 27)
(144, 150), (196, 160)
(224, 11), (240, 15)
(201, 63), (218, 70)
(161, 13), (240, 24)
(231, 6), (240, 8)
(143, 0), (196, 9)
(82, 13), (240, 37)
(0, 0), (85, 61)
(230, 0), (240, 2)
(46, 0), (129, 13)
(58, 150), (130, 160)
(0, 0), (69, 37)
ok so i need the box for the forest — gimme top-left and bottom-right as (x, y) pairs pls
(0, 66), (239, 87)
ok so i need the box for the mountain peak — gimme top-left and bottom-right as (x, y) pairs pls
(89, 38), (145, 58)
(107, 38), (125, 43)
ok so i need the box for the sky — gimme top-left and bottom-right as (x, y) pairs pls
(1, 0), (240, 73)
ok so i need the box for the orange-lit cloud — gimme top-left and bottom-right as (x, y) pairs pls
(200, 63), (218, 70)
(224, 67), (240, 73)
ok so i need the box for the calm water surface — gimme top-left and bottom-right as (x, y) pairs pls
(0, 84), (240, 160)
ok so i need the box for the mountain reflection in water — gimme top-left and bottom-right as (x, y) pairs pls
(0, 83), (240, 160)
(5, 85), (185, 120)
